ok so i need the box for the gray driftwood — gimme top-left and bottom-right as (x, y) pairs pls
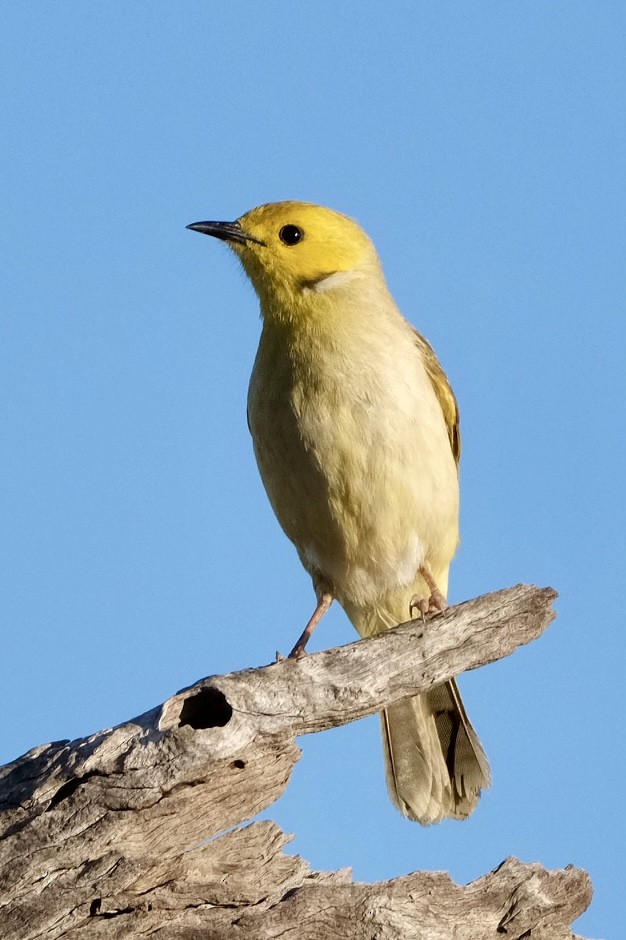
(0, 584), (592, 938)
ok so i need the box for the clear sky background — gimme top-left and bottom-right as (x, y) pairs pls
(1, 4), (624, 937)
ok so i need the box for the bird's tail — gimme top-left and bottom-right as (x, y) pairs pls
(347, 589), (490, 824)
(380, 677), (490, 824)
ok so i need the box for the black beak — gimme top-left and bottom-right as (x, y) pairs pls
(186, 220), (265, 246)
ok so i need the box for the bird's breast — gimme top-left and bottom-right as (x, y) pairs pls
(247, 319), (459, 608)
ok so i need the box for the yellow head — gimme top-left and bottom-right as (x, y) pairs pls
(187, 201), (380, 318)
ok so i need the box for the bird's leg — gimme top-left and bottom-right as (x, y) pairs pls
(419, 565), (447, 610)
(409, 565), (448, 621)
(288, 577), (334, 659)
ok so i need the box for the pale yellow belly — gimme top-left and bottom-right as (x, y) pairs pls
(247, 339), (459, 612)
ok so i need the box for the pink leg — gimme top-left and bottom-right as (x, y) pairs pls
(288, 579), (334, 659)
(409, 565), (448, 621)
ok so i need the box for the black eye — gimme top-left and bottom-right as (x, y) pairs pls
(279, 224), (304, 246)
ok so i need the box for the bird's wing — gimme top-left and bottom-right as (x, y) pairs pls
(413, 329), (461, 467)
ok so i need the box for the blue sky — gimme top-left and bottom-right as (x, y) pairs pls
(1, 4), (624, 936)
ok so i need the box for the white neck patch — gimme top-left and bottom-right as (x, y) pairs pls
(306, 269), (359, 294)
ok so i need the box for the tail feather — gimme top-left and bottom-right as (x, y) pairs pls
(346, 585), (490, 824)
(380, 679), (490, 824)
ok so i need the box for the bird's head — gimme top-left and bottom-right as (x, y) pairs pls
(187, 201), (381, 319)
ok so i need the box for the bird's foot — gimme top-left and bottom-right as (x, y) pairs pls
(409, 589), (448, 621)
(410, 565), (448, 621)
(287, 639), (309, 660)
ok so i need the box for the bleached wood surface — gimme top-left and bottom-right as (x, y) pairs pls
(0, 584), (592, 938)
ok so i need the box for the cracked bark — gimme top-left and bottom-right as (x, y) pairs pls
(0, 584), (593, 938)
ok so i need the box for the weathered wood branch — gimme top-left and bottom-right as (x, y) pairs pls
(0, 584), (592, 938)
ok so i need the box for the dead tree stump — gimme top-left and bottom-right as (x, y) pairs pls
(0, 584), (592, 938)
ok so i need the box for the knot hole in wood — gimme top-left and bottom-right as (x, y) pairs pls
(178, 687), (232, 729)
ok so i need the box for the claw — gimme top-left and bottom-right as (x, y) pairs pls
(409, 590), (447, 620)
(428, 586), (448, 613)
(409, 595), (430, 621)
(409, 566), (449, 621)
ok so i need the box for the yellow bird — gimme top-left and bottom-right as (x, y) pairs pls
(188, 202), (490, 824)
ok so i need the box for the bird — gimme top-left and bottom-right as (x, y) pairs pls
(187, 201), (490, 824)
